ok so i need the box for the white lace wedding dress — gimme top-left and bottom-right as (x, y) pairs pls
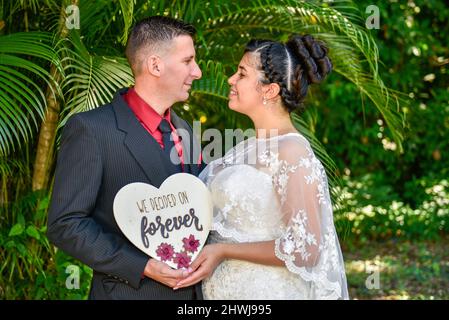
(199, 133), (349, 300)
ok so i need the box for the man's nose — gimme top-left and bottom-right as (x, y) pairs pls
(192, 61), (202, 79)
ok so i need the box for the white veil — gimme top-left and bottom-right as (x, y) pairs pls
(200, 132), (349, 300)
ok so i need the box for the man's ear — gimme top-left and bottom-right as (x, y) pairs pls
(263, 83), (281, 100)
(146, 55), (163, 77)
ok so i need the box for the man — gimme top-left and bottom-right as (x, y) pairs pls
(47, 16), (203, 300)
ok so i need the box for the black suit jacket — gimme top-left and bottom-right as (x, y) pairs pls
(47, 88), (203, 300)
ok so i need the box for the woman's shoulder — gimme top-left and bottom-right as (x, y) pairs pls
(274, 132), (314, 159)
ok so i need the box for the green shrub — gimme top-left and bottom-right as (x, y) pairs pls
(335, 176), (449, 243)
(0, 192), (91, 299)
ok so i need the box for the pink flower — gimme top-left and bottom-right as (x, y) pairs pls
(182, 234), (200, 253)
(173, 252), (191, 269)
(156, 243), (174, 262)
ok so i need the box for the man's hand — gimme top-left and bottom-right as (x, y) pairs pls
(173, 243), (226, 290)
(144, 258), (192, 288)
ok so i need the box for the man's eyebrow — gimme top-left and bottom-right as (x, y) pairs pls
(184, 55), (195, 60)
(238, 65), (247, 71)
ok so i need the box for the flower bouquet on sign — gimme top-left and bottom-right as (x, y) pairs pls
(113, 173), (213, 269)
(156, 234), (200, 268)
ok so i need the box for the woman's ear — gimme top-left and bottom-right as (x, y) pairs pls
(263, 83), (281, 100)
(146, 55), (163, 77)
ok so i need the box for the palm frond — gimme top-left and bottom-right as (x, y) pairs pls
(0, 32), (58, 156)
(59, 33), (134, 127)
(189, 0), (406, 150)
(119, 0), (134, 44)
(191, 59), (229, 100)
(76, 0), (123, 50)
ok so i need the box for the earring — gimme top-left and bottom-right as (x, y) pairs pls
(262, 97), (267, 105)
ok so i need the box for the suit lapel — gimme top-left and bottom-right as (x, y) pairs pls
(171, 111), (201, 176)
(112, 89), (168, 187)
(112, 88), (201, 182)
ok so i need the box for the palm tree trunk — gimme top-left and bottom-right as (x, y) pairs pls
(32, 68), (62, 191)
(32, 0), (77, 191)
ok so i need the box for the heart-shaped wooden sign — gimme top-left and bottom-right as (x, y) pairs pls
(113, 173), (212, 269)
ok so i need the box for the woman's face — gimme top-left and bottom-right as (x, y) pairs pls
(227, 52), (265, 116)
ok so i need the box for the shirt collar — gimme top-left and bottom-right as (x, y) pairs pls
(124, 87), (171, 133)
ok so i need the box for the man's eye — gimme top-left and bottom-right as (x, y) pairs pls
(239, 73), (244, 77)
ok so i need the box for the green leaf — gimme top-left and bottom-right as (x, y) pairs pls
(26, 225), (41, 240)
(9, 223), (24, 236)
(4, 240), (16, 249)
(16, 243), (28, 256)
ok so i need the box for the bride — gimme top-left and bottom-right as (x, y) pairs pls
(174, 35), (349, 299)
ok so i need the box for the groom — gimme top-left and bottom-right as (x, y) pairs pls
(47, 16), (203, 299)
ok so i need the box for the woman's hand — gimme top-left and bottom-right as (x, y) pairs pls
(144, 258), (192, 288)
(173, 243), (226, 290)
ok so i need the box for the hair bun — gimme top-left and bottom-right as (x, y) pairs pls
(286, 34), (332, 84)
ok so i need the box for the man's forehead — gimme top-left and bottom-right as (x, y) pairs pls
(171, 35), (195, 50)
(162, 37), (194, 59)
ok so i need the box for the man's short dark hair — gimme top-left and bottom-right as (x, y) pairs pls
(125, 16), (197, 76)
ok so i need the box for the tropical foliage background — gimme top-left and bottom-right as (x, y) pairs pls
(0, 0), (447, 299)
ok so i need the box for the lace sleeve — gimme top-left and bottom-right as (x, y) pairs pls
(262, 135), (349, 299)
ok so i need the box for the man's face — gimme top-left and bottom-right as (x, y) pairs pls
(160, 35), (202, 103)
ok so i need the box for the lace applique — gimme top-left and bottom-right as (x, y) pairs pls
(259, 150), (298, 204)
(280, 209), (318, 261)
(319, 225), (342, 273)
(210, 165), (280, 243)
(212, 191), (268, 243)
(259, 146), (331, 210)
(298, 146), (331, 209)
(202, 259), (309, 299)
(274, 212), (345, 299)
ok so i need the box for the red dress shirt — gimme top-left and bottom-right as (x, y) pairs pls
(122, 88), (184, 171)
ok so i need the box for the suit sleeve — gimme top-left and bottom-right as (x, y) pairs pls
(47, 114), (148, 289)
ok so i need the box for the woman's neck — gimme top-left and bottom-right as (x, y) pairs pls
(252, 112), (297, 138)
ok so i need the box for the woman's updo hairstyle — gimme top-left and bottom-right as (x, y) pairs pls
(244, 35), (332, 113)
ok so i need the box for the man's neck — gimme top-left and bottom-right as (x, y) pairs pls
(134, 83), (171, 116)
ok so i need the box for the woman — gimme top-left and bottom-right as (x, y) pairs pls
(174, 35), (349, 299)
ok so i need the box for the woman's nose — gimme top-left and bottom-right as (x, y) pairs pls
(228, 73), (237, 86)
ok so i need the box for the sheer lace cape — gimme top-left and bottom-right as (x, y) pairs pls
(200, 133), (349, 300)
